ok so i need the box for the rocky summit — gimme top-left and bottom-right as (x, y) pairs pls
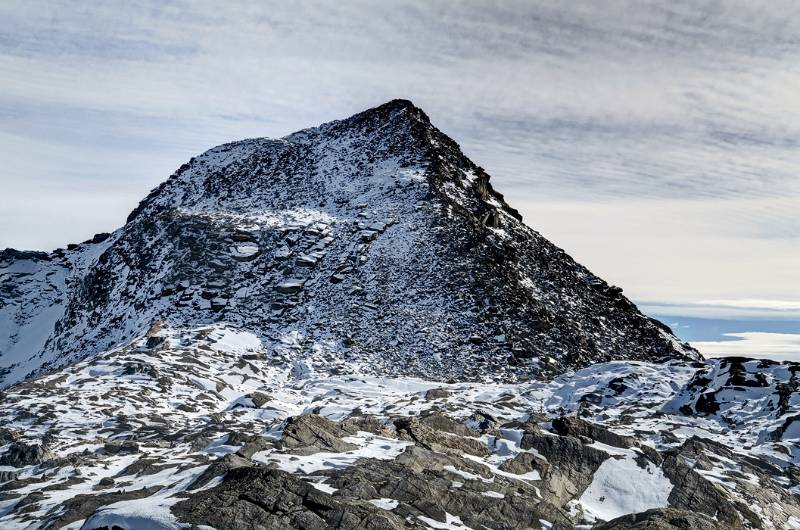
(0, 101), (798, 529)
(0, 99), (697, 387)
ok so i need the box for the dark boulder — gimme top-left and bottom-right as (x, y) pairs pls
(0, 442), (54, 467)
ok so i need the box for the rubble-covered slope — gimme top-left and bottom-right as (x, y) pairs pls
(0, 325), (797, 529)
(0, 100), (697, 387)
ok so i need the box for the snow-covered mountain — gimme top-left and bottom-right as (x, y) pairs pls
(0, 99), (697, 388)
(0, 101), (797, 530)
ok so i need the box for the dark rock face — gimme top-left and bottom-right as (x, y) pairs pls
(172, 467), (408, 530)
(661, 436), (800, 529)
(521, 428), (610, 506)
(0, 99), (697, 388)
(279, 414), (359, 455)
(188, 452), (252, 490)
(551, 416), (637, 449)
(0, 442), (54, 467)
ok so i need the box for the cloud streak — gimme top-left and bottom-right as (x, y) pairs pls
(692, 332), (800, 361)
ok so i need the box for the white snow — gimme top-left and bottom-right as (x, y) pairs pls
(231, 243), (260, 258)
(253, 432), (412, 474)
(579, 450), (673, 522)
(418, 513), (473, 529)
(80, 497), (181, 530)
(369, 498), (399, 510)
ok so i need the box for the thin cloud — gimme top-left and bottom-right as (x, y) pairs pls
(693, 332), (800, 360)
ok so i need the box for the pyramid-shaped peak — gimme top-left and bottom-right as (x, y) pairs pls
(312, 98), (433, 136)
(357, 98), (428, 118)
(0, 100), (699, 388)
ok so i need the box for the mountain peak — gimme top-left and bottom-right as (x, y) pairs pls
(350, 98), (430, 123)
(0, 103), (698, 388)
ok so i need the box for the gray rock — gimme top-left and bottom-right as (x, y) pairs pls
(497, 451), (548, 476)
(662, 436), (800, 529)
(173, 466), (407, 529)
(102, 440), (139, 455)
(0, 442), (54, 467)
(424, 387), (451, 401)
(551, 416), (637, 449)
(188, 453), (252, 490)
(521, 430), (609, 506)
(394, 415), (488, 457)
(279, 414), (359, 455)
(275, 280), (305, 294)
(43, 486), (161, 529)
(323, 445), (573, 529)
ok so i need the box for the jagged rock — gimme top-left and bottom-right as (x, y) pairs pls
(0, 428), (19, 444)
(340, 414), (393, 436)
(102, 440), (139, 455)
(661, 436), (800, 529)
(424, 387), (451, 400)
(173, 467), (407, 529)
(551, 416), (637, 449)
(188, 453), (252, 490)
(323, 445), (572, 529)
(279, 414), (359, 455)
(394, 415), (488, 457)
(232, 391), (272, 409)
(237, 439), (273, 460)
(498, 451), (549, 476)
(521, 430), (609, 506)
(0, 442), (54, 467)
(274, 280), (305, 294)
(90, 232), (111, 244)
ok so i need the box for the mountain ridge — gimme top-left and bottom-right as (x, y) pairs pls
(1, 99), (697, 388)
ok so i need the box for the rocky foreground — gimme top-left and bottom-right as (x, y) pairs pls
(0, 325), (798, 529)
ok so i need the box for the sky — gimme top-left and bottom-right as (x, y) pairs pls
(1, 1), (798, 357)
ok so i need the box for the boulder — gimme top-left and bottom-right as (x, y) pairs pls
(279, 414), (358, 455)
(0, 442), (54, 467)
(424, 387), (452, 400)
(102, 440), (139, 456)
(394, 415), (488, 457)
